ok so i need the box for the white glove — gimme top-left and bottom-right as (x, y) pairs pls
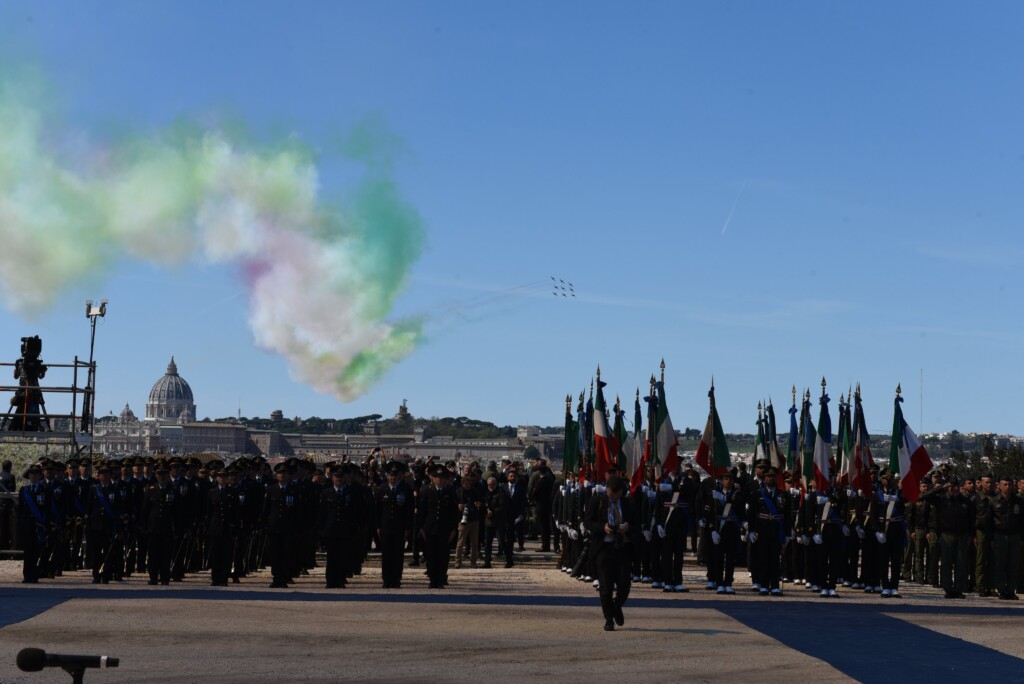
(799, 535), (809, 545)
(813, 534), (823, 545)
(657, 525), (666, 538)
(740, 532), (748, 542)
(711, 530), (721, 545)
(817, 496), (828, 505)
(712, 490), (726, 503)
(884, 494), (897, 503)
(579, 522), (587, 534)
(568, 529), (579, 541)
(875, 531), (886, 544)
(749, 532), (758, 543)
(790, 487), (801, 496)
(698, 518), (707, 528)
(805, 492), (814, 501)
(641, 485), (649, 493)
(856, 526), (865, 540)
(742, 521), (749, 531)
(514, 515), (524, 525)
(642, 530), (652, 542)
(559, 486), (565, 493)
(595, 485), (606, 494)
(659, 482), (673, 492)
(842, 525), (851, 537)
(847, 488), (856, 497)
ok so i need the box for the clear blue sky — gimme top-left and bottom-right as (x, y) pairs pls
(2, 2), (1022, 434)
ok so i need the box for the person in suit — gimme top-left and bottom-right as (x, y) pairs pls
(264, 462), (301, 588)
(503, 468), (527, 553)
(584, 475), (636, 631)
(483, 477), (512, 568)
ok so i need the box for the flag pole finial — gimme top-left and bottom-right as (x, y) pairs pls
(660, 358), (665, 384)
(821, 376), (827, 397)
(896, 383), (902, 397)
(589, 378), (594, 400)
(614, 395), (620, 412)
(596, 365), (601, 380)
(710, 375), (715, 391)
(792, 385), (796, 405)
(650, 374), (656, 390)
(635, 387), (639, 401)
(757, 401), (762, 414)
(566, 394), (572, 412)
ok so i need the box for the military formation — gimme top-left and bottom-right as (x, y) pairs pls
(9, 452), (1023, 603)
(10, 453), (558, 591)
(556, 459), (1024, 602)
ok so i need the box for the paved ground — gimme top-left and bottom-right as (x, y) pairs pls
(1, 548), (1022, 683)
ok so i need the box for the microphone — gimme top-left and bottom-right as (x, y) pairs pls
(17, 647), (120, 672)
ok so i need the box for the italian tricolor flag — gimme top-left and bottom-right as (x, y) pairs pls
(593, 379), (613, 483)
(652, 380), (679, 478)
(812, 392), (832, 491)
(695, 386), (730, 478)
(889, 391), (932, 503)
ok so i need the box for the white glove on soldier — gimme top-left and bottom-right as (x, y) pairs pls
(748, 532), (758, 543)
(711, 530), (721, 545)
(842, 525), (851, 537)
(875, 531), (887, 544)
(856, 526), (865, 540)
(813, 534), (823, 545)
(698, 518), (707, 528)
(642, 530), (652, 542)
(657, 525), (666, 538)
(568, 529), (579, 541)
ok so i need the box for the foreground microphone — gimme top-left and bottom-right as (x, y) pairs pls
(17, 647), (120, 671)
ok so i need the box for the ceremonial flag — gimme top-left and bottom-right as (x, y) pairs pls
(837, 396), (853, 487)
(787, 397), (799, 471)
(812, 384), (832, 490)
(612, 399), (628, 473)
(753, 404), (767, 466)
(766, 401), (786, 472)
(653, 378), (680, 478)
(695, 384), (731, 478)
(584, 391), (595, 479)
(889, 386), (932, 503)
(642, 379), (657, 482)
(593, 376), (613, 483)
(800, 393), (816, 488)
(851, 388), (874, 496)
(576, 393), (587, 481)
(562, 396), (578, 475)
(629, 390), (645, 493)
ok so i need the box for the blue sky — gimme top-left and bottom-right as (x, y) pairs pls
(1, 2), (1022, 434)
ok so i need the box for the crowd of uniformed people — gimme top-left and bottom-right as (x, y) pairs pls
(5, 453), (1023, 605)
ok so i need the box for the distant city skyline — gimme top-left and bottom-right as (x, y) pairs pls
(2, 3), (1022, 435)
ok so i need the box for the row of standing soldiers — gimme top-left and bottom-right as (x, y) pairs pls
(554, 460), (1024, 600)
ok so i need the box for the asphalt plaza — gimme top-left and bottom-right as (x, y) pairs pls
(1, 557), (1023, 683)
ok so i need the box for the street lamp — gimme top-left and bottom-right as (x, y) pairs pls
(82, 299), (107, 447)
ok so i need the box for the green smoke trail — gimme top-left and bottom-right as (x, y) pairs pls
(0, 64), (425, 400)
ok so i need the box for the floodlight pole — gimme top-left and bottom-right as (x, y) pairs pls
(85, 299), (107, 455)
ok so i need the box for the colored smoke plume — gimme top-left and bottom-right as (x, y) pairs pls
(0, 69), (424, 401)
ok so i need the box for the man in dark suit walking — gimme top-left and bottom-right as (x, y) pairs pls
(503, 468), (527, 553)
(585, 475), (636, 631)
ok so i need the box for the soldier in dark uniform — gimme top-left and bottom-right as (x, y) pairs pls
(67, 459), (91, 571)
(812, 477), (848, 597)
(921, 477), (975, 598)
(858, 465), (882, 593)
(991, 476), (1022, 600)
(318, 465), (351, 588)
(749, 466), (790, 596)
(18, 464), (50, 583)
(85, 463), (125, 584)
(376, 461), (414, 587)
(234, 458), (263, 581)
(40, 460), (67, 578)
(264, 461), (301, 588)
(974, 473), (996, 596)
(907, 480), (928, 583)
(707, 469), (746, 594)
(167, 458), (196, 581)
(656, 465), (693, 593)
(746, 459), (768, 591)
(868, 468), (907, 598)
(420, 465), (459, 588)
(141, 461), (176, 585)
(206, 466), (241, 586)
